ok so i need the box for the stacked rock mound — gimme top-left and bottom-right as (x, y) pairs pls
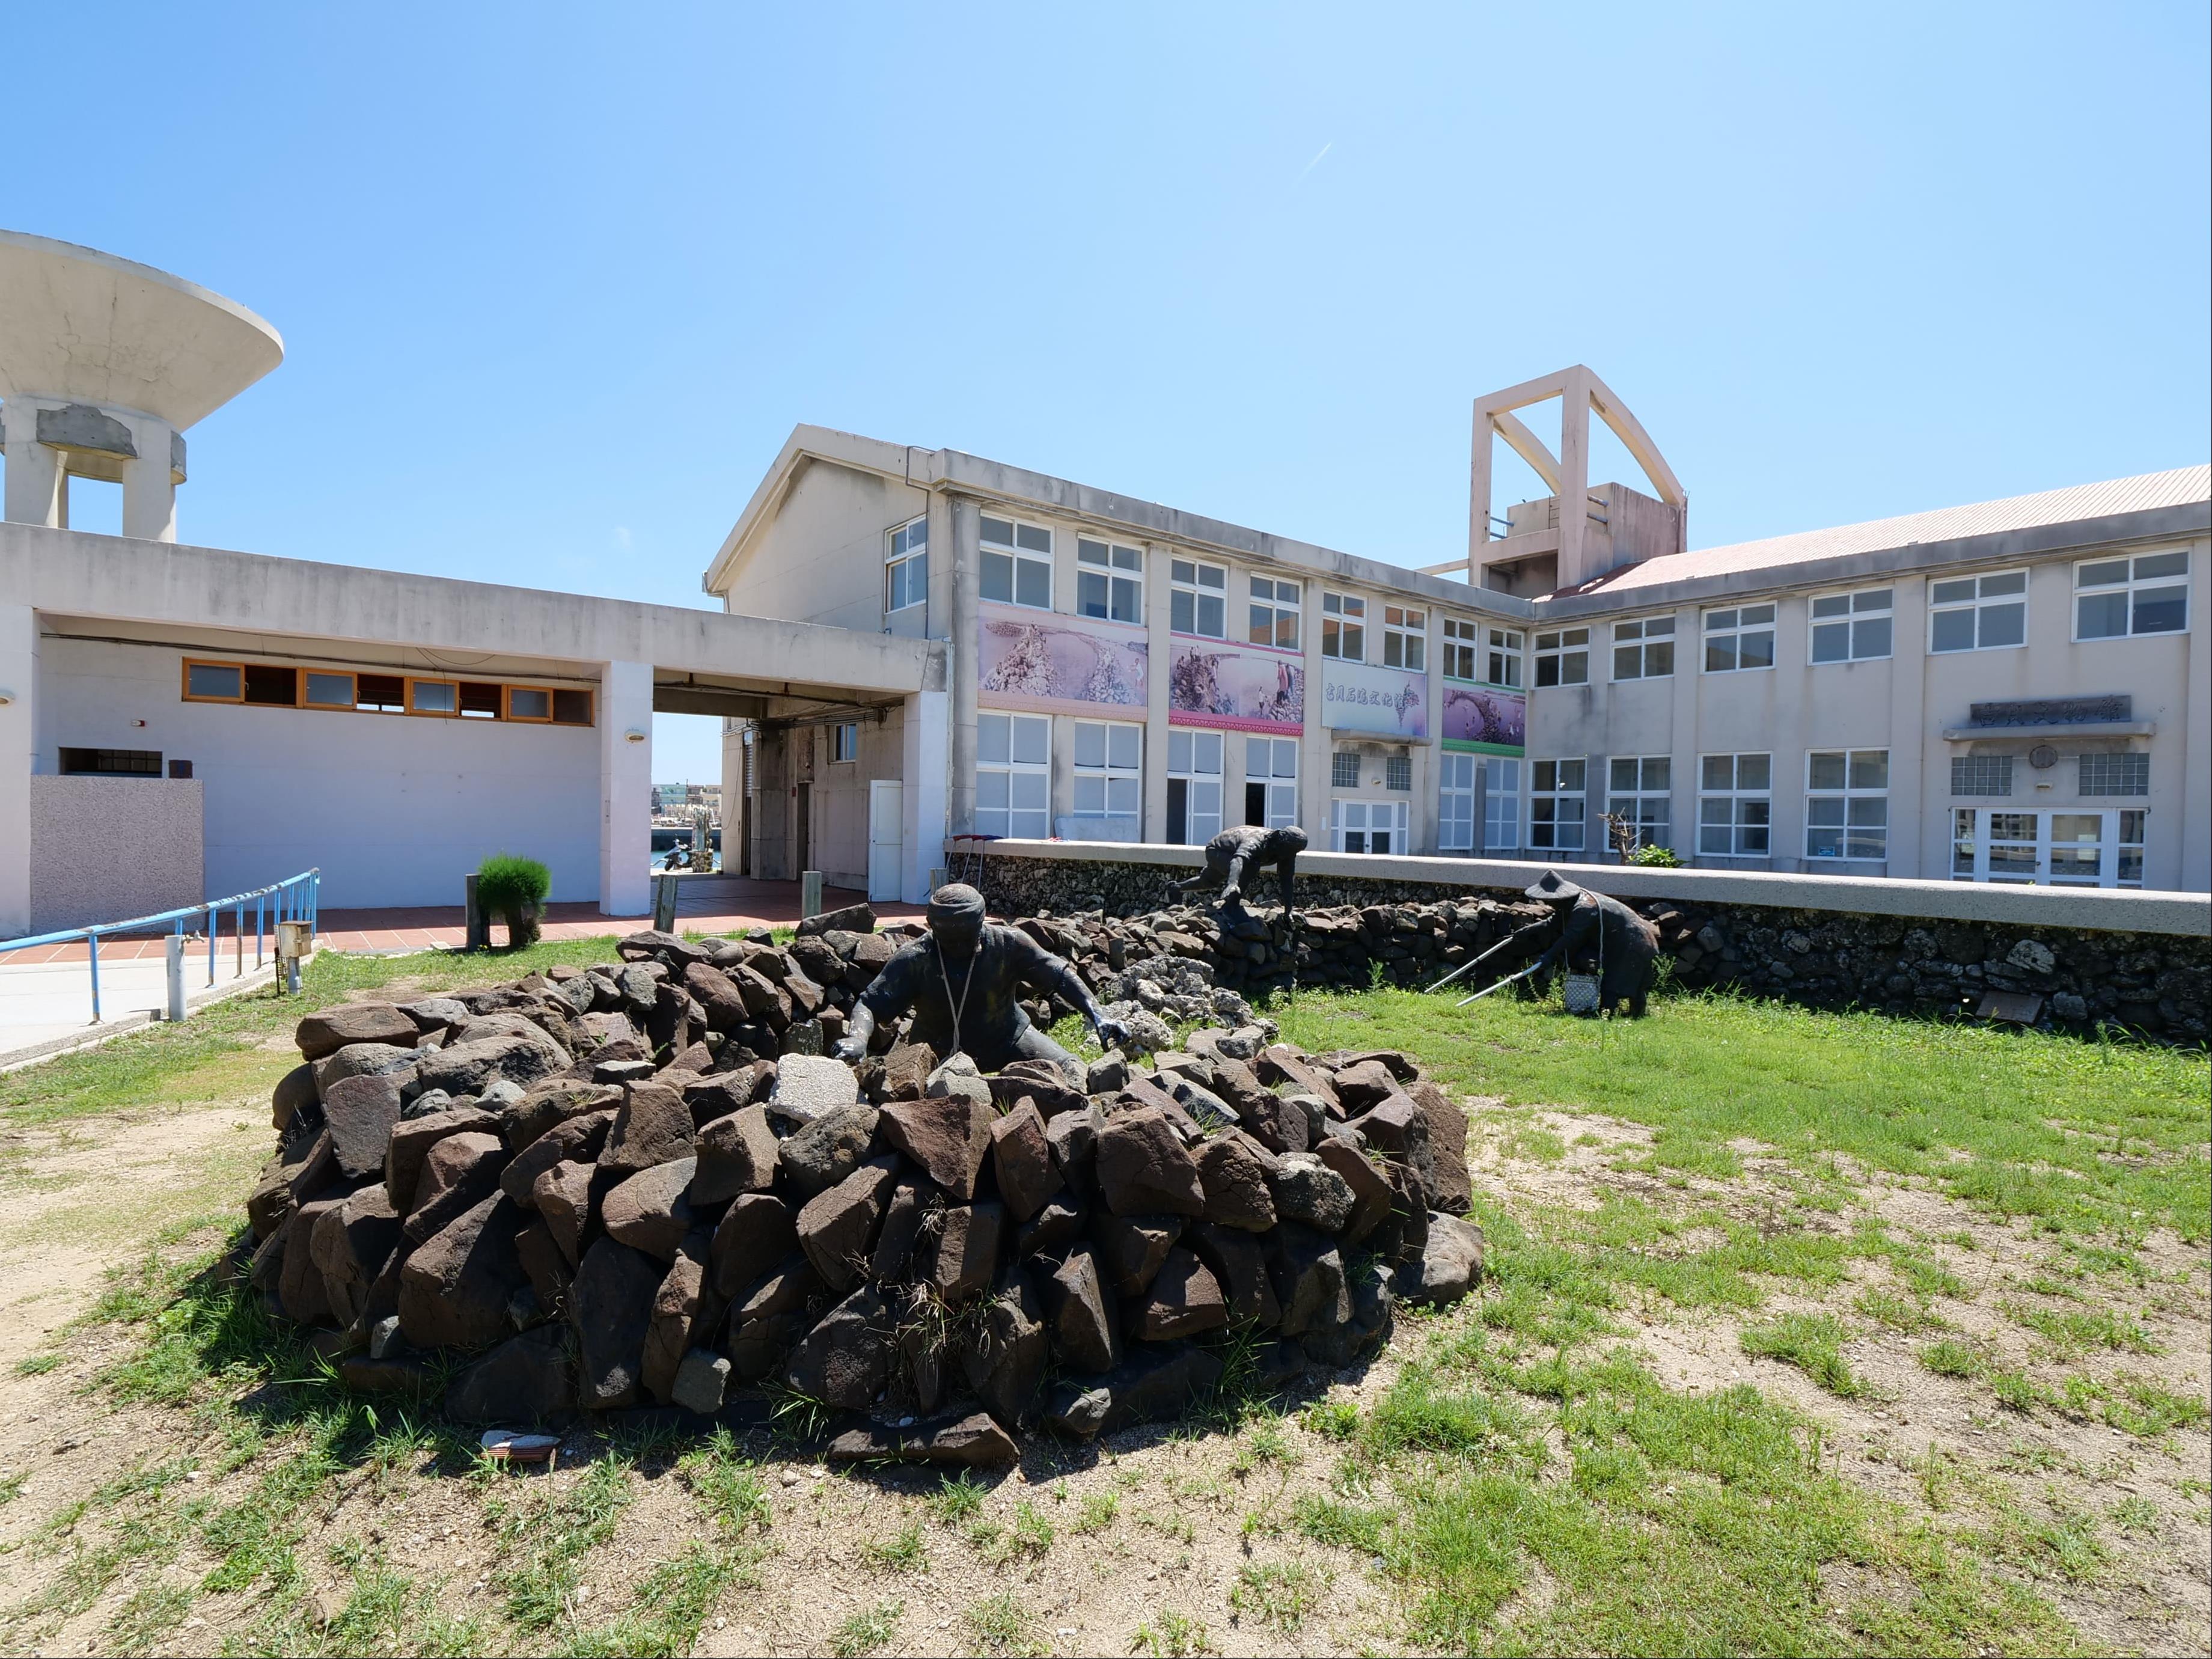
(244, 917), (1484, 1464)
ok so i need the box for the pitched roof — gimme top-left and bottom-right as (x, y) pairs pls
(1569, 465), (2211, 596)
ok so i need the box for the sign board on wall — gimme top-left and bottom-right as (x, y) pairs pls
(1321, 661), (1426, 739)
(977, 605), (1148, 717)
(1167, 641), (1304, 733)
(1440, 683), (1526, 755)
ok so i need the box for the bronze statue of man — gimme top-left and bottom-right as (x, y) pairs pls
(832, 884), (1128, 1082)
(1175, 824), (1307, 913)
(1506, 869), (1661, 1016)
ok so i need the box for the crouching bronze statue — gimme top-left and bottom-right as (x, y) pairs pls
(1175, 823), (1307, 914)
(832, 884), (1127, 1083)
(1514, 870), (1661, 1016)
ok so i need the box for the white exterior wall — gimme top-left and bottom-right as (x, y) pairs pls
(37, 638), (601, 909)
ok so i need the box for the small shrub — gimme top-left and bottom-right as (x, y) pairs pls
(1920, 1339), (1983, 1378)
(1627, 843), (1683, 867)
(475, 854), (551, 947)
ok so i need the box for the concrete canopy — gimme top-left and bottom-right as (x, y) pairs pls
(0, 231), (284, 429)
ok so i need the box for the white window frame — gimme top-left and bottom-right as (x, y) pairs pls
(1804, 748), (1889, 861)
(830, 722), (861, 765)
(1610, 616), (1675, 681)
(1702, 603), (1776, 674)
(1697, 753), (1773, 858)
(1385, 753), (1412, 792)
(1441, 617), (1478, 681)
(1606, 756), (1672, 850)
(1381, 605), (1426, 671)
(1529, 758), (1587, 852)
(1949, 754), (2014, 798)
(1486, 626), (1525, 689)
(980, 514), (1053, 611)
(1330, 749), (1360, 790)
(1245, 736), (1298, 828)
(1482, 757), (1520, 854)
(885, 517), (929, 614)
(1533, 627), (1589, 688)
(1071, 718), (1142, 822)
(1076, 537), (1144, 625)
(1952, 807), (2145, 888)
(2077, 752), (2148, 797)
(1166, 729), (1223, 846)
(1321, 591), (1366, 661)
(1170, 557), (1228, 638)
(2073, 552), (2190, 641)
(1332, 799), (1407, 855)
(1438, 750), (1477, 851)
(974, 711), (1050, 839)
(1247, 575), (1301, 651)
(1929, 569), (2026, 653)
(1809, 587), (1893, 664)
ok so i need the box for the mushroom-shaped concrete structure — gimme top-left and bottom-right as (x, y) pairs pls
(0, 230), (284, 542)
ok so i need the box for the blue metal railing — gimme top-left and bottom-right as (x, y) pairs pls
(0, 869), (320, 1025)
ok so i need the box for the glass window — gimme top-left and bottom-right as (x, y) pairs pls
(887, 516), (930, 613)
(1953, 807), (2145, 887)
(1071, 719), (1141, 820)
(1171, 558), (1227, 637)
(506, 685), (552, 721)
(1698, 753), (1772, 857)
(1166, 729), (1223, 845)
(975, 711), (1050, 839)
(1483, 757), (1520, 852)
(1533, 628), (1589, 687)
(1381, 605), (1426, 671)
(980, 516), (1052, 610)
(243, 664), (298, 706)
(2076, 551), (2189, 640)
(2077, 753), (2148, 797)
(1486, 627), (1524, 688)
(1333, 798), (1407, 855)
(1809, 588), (1893, 663)
(1929, 569), (2027, 652)
(1441, 617), (1478, 680)
(1529, 758), (1586, 851)
(458, 680), (502, 719)
(1321, 592), (1366, 661)
(1607, 756), (1672, 851)
(1077, 539), (1144, 625)
(1331, 750), (1360, 789)
(1386, 753), (1412, 791)
(1949, 754), (2012, 797)
(1805, 748), (1889, 860)
(1247, 575), (1300, 650)
(1245, 736), (1298, 828)
(1438, 750), (1476, 851)
(410, 679), (458, 715)
(356, 673), (406, 713)
(830, 722), (860, 763)
(184, 661), (243, 700)
(1611, 616), (1675, 680)
(1702, 603), (1777, 673)
(304, 671), (355, 709)
(551, 689), (594, 726)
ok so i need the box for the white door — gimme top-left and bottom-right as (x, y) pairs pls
(867, 780), (903, 901)
(1438, 752), (1476, 851)
(1333, 799), (1408, 854)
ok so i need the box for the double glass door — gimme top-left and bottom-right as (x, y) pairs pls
(1951, 808), (2145, 887)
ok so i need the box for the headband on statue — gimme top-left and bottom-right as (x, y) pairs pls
(927, 883), (986, 924)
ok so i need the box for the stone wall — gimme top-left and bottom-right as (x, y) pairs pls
(973, 848), (2212, 1045)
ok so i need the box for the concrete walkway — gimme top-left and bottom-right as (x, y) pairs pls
(0, 945), (283, 1071)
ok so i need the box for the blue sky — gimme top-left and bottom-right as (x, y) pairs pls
(11, 3), (2208, 782)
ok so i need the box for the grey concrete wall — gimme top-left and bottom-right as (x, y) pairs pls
(28, 774), (203, 933)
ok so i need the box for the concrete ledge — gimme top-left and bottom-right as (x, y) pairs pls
(969, 839), (2211, 938)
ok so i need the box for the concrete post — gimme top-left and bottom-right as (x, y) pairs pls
(164, 933), (186, 1022)
(598, 660), (653, 916)
(120, 451), (177, 543)
(0, 603), (34, 936)
(1, 403), (63, 528)
(947, 495), (980, 839)
(900, 687), (949, 903)
(801, 870), (823, 919)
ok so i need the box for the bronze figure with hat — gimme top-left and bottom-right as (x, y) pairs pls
(1432, 869), (1661, 1016)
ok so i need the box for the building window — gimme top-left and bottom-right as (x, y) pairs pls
(409, 678), (459, 716)
(1166, 729), (1223, 845)
(2075, 552), (2189, 640)
(1072, 719), (1141, 821)
(357, 673), (407, 713)
(1170, 558), (1227, 637)
(1077, 539), (1143, 624)
(1483, 757), (1520, 853)
(1441, 617), (1478, 680)
(1247, 576), (1300, 650)
(1810, 587), (1893, 662)
(1330, 750), (1360, 790)
(1438, 751), (1476, 851)
(1698, 753), (1772, 857)
(1533, 627), (1589, 688)
(1333, 799), (1406, 855)
(305, 671), (356, 710)
(1611, 616), (1675, 680)
(182, 660), (243, 701)
(975, 711), (1049, 839)
(1244, 737), (1298, 828)
(1805, 749), (1889, 861)
(830, 723), (860, 763)
(2078, 753), (2148, 797)
(1529, 759), (1586, 852)
(59, 747), (162, 777)
(1321, 592), (1366, 661)
(980, 515), (1052, 609)
(1950, 754), (2013, 797)
(1929, 570), (2026, 652)
(1953, 808), (2146, 887)
(1381, 605), (1426, 670)
(886, 518), (929, 613)
(1702, 604), (1776, 673)
(1486, 627), (1524, 688)
(1385, 754), (1412, 792)
(1607, 756), (1671, 850)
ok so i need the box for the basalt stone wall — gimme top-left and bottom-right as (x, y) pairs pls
(976, 851), (2212, 1044)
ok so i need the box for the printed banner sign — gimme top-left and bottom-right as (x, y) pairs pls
(1168, 641), (1304, 733)
(977, 605), (1148, 716)
(1440, 683), (1526, 754)
(1321, 661), (1427, 739)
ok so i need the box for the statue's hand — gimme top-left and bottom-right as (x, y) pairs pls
(1219, 883), (1241, 902)
(1094, 1016), (1131, 1051)
(831, 1034), (867, 1065)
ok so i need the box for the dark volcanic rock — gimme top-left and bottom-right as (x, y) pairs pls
(1043, 1343), (1223, 1440)
(599, 1083), (695, 1175)
(960, 1266), (1048, 1425)
(1047, 1243), (1121, 1374)
(926, 1202), (1005, 1302)
(1128, 1247), (1227, 1342)
(1406, 1080), (1473, 1214)
(402, 1132), (510, 1243)
(323, 1072), (405, 1181)
(601, 1158), (700, 1260)
(1398, 1212), (1485, 1304)
(826, 1410), (1016, 1468)
(1095, 1108), (1206, 1217)
(989, 1100), (1062, 1223)
(1267, 1153), (1356, 1234)
(1188, 1223), (1282, 1328)
(1194, 1132), (1278, 1232)
(783, 1284), (895, 1410)
(879, 1095), (992, 1199)
(296, 1003), (418, 1062)
(641, 1231), (715, 1404)
(398, 1194), (527, 1351)
(310, 1185), (402, 1328)
(383, 1105), (501, 1216)
(570, 1237), (664, 1408)
(692, 1105), (780, 1203)
(710, 1193), (798, 1299)
(778, 1104), (880, 1199)
(445, 1325), (572, 1423)
(1090, 1212), (1184, 1297)
(796, 1156), (899, 1291)
(534, 1161), (596, 1266)
(1312, 1139), (1392, 1245)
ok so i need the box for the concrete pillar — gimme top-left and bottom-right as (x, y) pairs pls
(1142, 540), (1171, 842)
(901, 688), (949, 902)
(0, 605), (34, 936)
(947, 496), (980, 838)
(1554, 368), (1592, 588)
(121, 452), (177, 543)
(598, 660), (653, 916)
(1, 404), (63, 529)
(1889, 576), (1928, 879)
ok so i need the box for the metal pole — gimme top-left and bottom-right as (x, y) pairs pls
(256, 891), (265, 969)
(234, 902), (243, 977)
(88, 930), (102, 1024)
(206, 904), (216, 985)
(165, 933), (186, 1022)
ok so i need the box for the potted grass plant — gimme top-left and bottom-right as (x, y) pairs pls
(475, 853), (551, 949)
